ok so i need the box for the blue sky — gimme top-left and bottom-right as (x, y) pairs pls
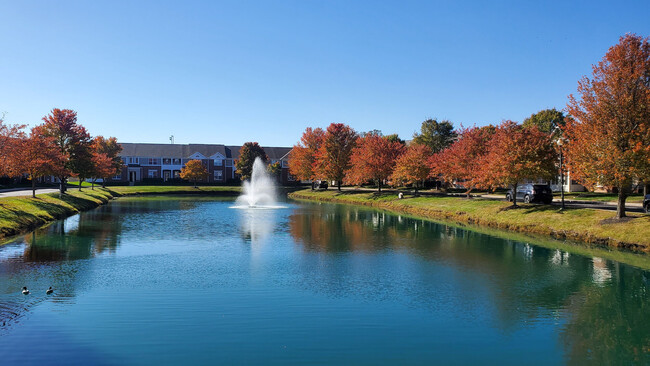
(1, 0), (648, 146)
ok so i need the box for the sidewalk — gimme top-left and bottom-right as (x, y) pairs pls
(0, 187), (60, 198)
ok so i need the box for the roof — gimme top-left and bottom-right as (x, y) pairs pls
(119, 143), (291, 160)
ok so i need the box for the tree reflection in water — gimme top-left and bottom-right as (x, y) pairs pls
(288, 203), (650, 364)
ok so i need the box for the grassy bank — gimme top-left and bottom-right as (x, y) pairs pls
(0, 185), (243, 242)
(289, 189), (650, 253)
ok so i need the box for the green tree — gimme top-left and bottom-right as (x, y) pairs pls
(236, 142), (268, 181)
(267, 161), (281, 180)
(522, 108), (566, 136)
(412, 118), (456, 153)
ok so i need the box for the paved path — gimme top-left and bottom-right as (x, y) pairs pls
(0, 188), (59, 198)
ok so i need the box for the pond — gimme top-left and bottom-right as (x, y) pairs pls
(0, 196), (648, 365)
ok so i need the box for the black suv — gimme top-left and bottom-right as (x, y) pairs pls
(505, 184), (553, 204)
(644, 194), (649, 213)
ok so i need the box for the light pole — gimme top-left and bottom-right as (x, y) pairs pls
(557, 138), (565, 211)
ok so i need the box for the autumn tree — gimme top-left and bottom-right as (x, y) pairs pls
(236, 142), (268, 181)
(390, 143), (433, 194)
(93, 136), (124, 187)
(0, 113), (26, 178)
(314, 123), (358, 191)
(90, 152), (115, 190)
(433, 125), (496, 197)
(19, 127), (64, 198)
(70, 138), (95, 191)
(40, 109), (92, 194)
(346, 133), (404, 192)
(180, 159), (209, 187)
(412, 118), (457, 153)
(480, 121), (557, 206)
(288, 127), (325, 183)
(565, 34), (650, 219)
(522, 108), (566, 137)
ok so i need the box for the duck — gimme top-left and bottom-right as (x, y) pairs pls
(46, 287), (53, 295)
(22, 287), (29, 295)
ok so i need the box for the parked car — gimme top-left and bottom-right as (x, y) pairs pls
(644, 194), (650, 213)
(505, 184), (553, 204)
(312, 180), (328, 190)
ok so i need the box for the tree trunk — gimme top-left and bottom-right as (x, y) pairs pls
(414, 181), (418, 195)
(616, 188), (627, 219)
(337, 180), (341, 191)
(91, 179), (95, 190)
(102, 178), (106, 188)
(32, 178), (36, 198)
(512, 183), (518, 207)
(378, 179), (382, 192)
(79, 178), (83, 191)
(59, 177), (65, 195)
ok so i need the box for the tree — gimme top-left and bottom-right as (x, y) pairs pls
(267, 161), (281, 180)
(412, 118), (457, 153)
(19, 127), (64, 198)
(70, 138), (94, 191)
(39, 109), (92, 195)
(480, 121), (557, 207)
(433, 125), (496, 197)
(289, 127), (325, 182)
(346, 133), (404, 192)
(236, 142), (268, 181)
(390, 143), (433, 194)
(565, 34), (650, 219)
(522, 108), (566, 137)
(314, 123), (358, 191)
(90, 152), (115, 190)
(0, 113), (26, 178)
(93, 136), (124, 187)
(180, 159), (208, 187)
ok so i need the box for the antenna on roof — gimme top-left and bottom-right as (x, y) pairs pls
(169, 135), (174, 144)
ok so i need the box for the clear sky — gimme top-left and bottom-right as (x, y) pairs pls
(1, 0), (649, 147)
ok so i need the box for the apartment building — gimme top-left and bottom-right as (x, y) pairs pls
(110, 143), (294, 184)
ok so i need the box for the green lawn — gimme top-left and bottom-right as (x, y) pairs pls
(289, 189), (650, 252)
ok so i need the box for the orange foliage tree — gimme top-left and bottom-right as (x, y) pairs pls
(565, 34), (650, 219)
(93, 136), (124, 187)
(0, 114), (26, 178)
(90, 152), (115, 190)
(347, 133), (404, 192)
(180, 159), (208, 187)
(289, 127), (325, 184)
(433, 125), (496, 197)
(314, 123), (357, 191)
(480, 121), (557, 206)
(20, 127), (65, 197)
(390, 143), (432, 194)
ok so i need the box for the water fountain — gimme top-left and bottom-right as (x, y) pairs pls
(232, 157), (283, 209)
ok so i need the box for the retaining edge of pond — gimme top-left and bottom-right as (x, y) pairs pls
(289, 189), (650, 254)
(0, 186), (243, 243)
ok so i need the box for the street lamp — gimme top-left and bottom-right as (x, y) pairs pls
(556, 138), (565, 211)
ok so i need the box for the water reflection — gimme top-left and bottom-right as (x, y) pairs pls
(288, 203), (650, 365)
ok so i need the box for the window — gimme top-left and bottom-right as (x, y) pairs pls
(147, 158), (160, 165)
(172, 158), (181, 165)
(214, 170), (223, 180)
(128, 157), (139, 164)
(215, 159), (223, 166)
(113, 174), (122, 180)
(287, 174), (295, 182)
(282, 160), (289, 168)
(162, 158), (172, 165)
(173, 170), (181, 178)
(225, 159), (233, 167)
(148, 170), (158, 178)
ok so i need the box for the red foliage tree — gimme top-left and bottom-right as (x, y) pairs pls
(565, 34), (650, 219)
(180, 159), (209, 187)
(480, 121), (557, 206)
(314, 123), (358, 191)
(289, 127), (325, 183)
(40, 109), (92, 194)
(20, 126), (65, 197)
(390, 143), (433, 194)
(433, 125), (496, 197)
(347, 133), (404, 192)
